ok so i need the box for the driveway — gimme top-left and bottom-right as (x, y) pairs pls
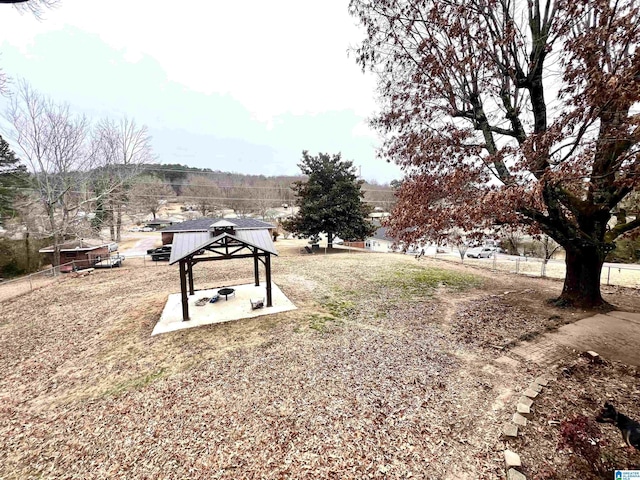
(120, 236), (160, 257)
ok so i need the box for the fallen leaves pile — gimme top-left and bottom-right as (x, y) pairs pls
(450, 293), (569, 351)
(1, 248), (637, 478)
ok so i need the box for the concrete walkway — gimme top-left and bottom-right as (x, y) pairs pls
(510, 311), (640, 367)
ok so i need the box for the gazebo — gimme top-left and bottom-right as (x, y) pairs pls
(169, 220), (278, 321)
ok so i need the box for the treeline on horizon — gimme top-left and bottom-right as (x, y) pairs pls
(137, 163), (398, 210)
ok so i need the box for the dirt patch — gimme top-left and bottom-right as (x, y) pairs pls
(0, 251), (639, 478)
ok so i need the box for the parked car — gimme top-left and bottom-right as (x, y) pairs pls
(147, 244), (170, 254)
(94, 255), (125, 268)
(148, 245), (172, 261)
(467, 247), (496, 258)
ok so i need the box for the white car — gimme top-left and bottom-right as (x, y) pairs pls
(467, 247), (496, 258)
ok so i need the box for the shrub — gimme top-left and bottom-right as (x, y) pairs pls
(558, 415), (610, 478)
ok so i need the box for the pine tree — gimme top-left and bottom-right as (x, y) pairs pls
(0, 134), (27, 220)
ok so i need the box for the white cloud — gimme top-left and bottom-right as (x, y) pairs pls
(0, 0), (403, 183)
(0, 0), (376, 123)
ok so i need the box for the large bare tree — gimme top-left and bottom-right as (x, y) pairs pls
(350, 0), (640, 307)
(5, 81), (93, 267)
(3, 0), (58, 16)
(92, 117), (154, 241)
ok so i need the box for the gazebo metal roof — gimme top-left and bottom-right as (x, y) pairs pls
(169, 230), (277, 265)
(168, 229), (278, 321)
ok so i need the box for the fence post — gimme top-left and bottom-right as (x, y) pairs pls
(607, 266), (611, 286)
(492, 253), (497, 272)
(515, 257), (520, 274)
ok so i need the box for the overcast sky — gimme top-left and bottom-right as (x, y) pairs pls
(0, 0), (403, 183)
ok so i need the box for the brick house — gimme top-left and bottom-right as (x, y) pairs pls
(39, 239), (114, 268)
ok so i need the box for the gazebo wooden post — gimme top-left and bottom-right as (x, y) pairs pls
(265, 253), (273, 307)
(253, 251), (260, 286)
(179, 259), (189, 321)
(187, 260), (195, 295)
(171, 230), (278, 318)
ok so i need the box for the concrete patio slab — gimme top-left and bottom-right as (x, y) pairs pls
(152, 282), (296, 335)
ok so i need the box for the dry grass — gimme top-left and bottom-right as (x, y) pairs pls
(0, 274), (61, 303)
(1, 246), (639, 479)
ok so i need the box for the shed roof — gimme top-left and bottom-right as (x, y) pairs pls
(169, 229), (277, 265)
(161, 217), (275, 233)
(39, 239), (111, 253)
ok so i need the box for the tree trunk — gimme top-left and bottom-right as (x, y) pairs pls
(558, 247), (606, 307)
(327, 231), (333, 249)
(109, 202), (116, 241)
(53, 233), (60, 271)
(48, 206), (61, 271)
(25, 231), (30, 272)
(116, 205), (122, 242)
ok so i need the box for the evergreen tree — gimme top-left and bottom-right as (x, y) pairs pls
(283, 151), (375, 247)
(0, 134), (27, 220)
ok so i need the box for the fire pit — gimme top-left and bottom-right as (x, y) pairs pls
(217, 287), (235, 301)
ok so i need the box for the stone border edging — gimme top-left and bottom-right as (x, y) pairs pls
(502, 374), (552, 479)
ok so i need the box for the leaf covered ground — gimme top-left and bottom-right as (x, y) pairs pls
(1, 243), (639, 479)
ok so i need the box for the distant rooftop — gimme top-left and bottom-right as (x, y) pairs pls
(39, 239), (111, 253)
(161, 217), (275, 233)
(369, 227), (396, 242)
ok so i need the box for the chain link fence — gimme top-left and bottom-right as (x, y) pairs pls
(0, 262), (72, 303)
(0, 253), (173, 303)
(428, 250), (640, 289)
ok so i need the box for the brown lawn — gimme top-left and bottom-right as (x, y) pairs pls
(1, 242), (639, 479)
